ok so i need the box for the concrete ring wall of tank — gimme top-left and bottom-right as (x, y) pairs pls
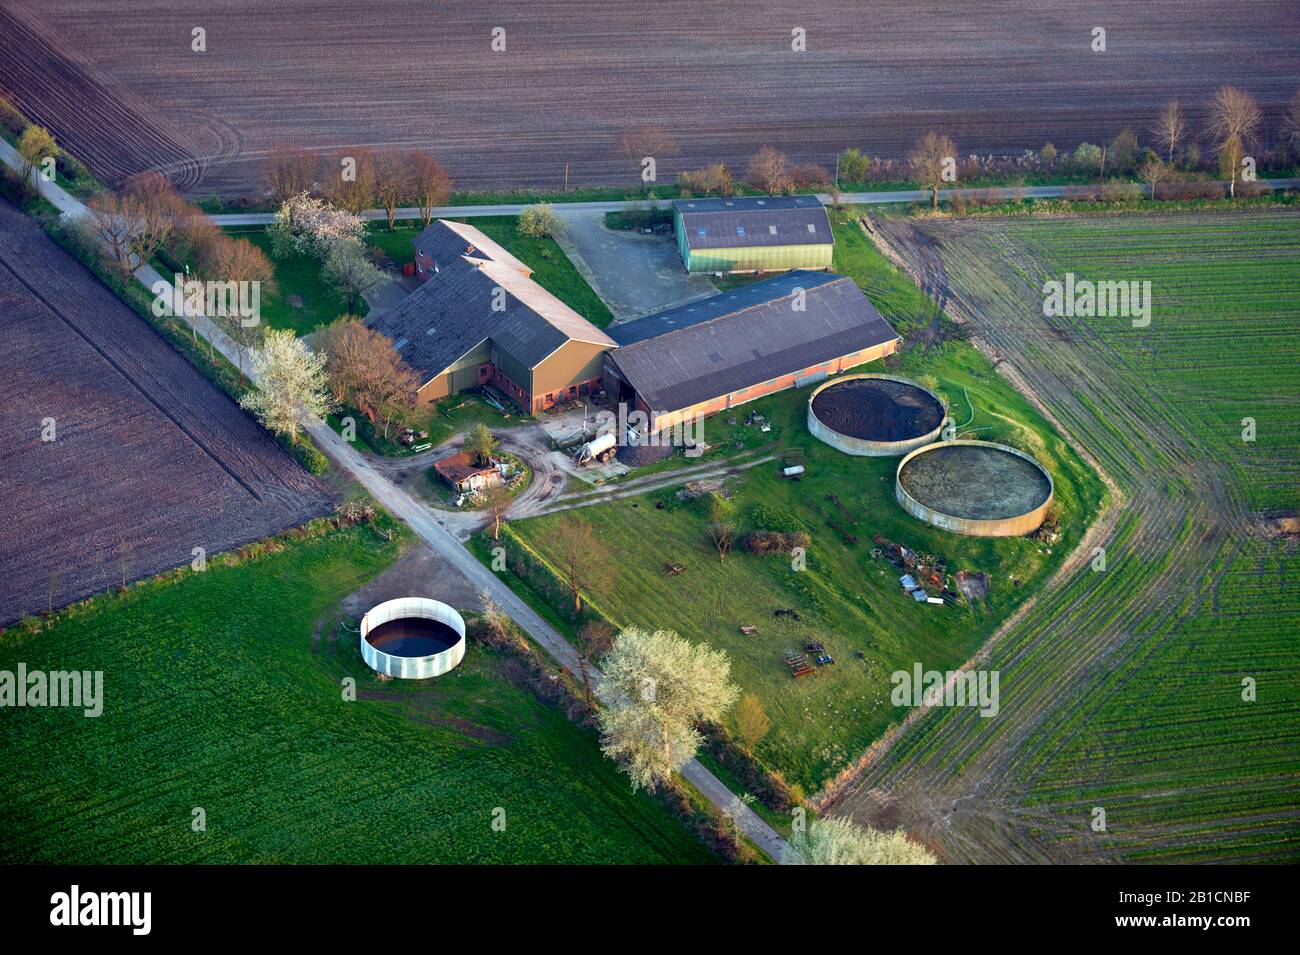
(807, 373), (947, 457)
(360, 596), (467, 680)
(894, 440), (1054, 537)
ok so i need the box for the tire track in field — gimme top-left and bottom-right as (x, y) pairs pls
(821, 211), (1282, 863)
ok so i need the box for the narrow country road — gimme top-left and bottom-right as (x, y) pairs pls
(0, 140), (789, 863)
(207, 180), (1300, 227)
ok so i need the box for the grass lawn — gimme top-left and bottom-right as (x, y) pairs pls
(0, 517), (715, 864)
(222, 227), (354, 335)
(505, 355), (1101, 791)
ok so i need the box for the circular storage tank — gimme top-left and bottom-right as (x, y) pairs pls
(808, 374), (946, 457)
(895, 440), (1053, 537)
(360, 597), (466, 680)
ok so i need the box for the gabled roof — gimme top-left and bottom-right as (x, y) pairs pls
(606, 271), (898, 416)
(414, 219), (531, 276)
(673, 196), (833, 250)
(373, 227), (614, 385)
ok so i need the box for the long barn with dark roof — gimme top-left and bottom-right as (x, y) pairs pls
(375, 223), (896, 430)
(602, 271), (899, 432)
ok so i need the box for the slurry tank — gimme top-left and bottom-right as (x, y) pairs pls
(360, 597), (466, 679)
(895, 440), (1053, 537)
(808, 374), (946, 456)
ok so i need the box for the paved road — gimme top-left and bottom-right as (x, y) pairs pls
(207, 179), (1300, 227)
(0, 148), (789, 864)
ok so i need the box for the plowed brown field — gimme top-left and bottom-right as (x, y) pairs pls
(2, 1), (1297, 194)
(0, 199), (332, 625)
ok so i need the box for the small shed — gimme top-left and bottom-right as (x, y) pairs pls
(433, 451), (503, 494)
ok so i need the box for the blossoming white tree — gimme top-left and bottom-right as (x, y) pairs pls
(783, 817), (937, 865)
(239, 328), (334, 443)
(269, 191), (366, 260)
(598, 627), (738, 791)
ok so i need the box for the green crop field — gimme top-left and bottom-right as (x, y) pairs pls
(0, 519), (713, 864)
(498, 213), (1105, 793)
(839, 209), (1300, 862)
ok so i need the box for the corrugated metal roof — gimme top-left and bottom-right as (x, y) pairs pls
(372, 243), (613, 384)
(673, 196), (833, 250)
(606, 271), (898, 417)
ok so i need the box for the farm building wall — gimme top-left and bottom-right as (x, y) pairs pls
(531, 339), (610, 411)
(646, 338), (897, 433)
(415, 340), (491, 405)
(684, 242), (834, 274)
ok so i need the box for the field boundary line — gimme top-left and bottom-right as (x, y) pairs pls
(811, 215), (1123, 811)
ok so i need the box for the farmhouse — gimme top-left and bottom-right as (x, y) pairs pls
(602, 271), (900, 433)
(673, 196), (834, 273)
(373, 221), (616, 412)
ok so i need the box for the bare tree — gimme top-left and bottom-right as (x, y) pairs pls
(85, 192), (142, 273)
(1204, 87), (1260, 200)
(1218, 134), (1247, 199)
(1207, 86), (1262, 148)
(537, 516), (613, 613)
(317, 317), (418, 437)
(327, 148), (376, 213)
(373, 149), (413, 231)
(789, 163), (832, 190)
(264, 142), (318, 203)
(409, 152), (452, 226)
(1152, 100), (1186, 164)
(1283, 91), (1300, 161)
(707, 521), (737, 562)
(615, 126), (679, 186)
(908, 131), (957, 209)
(479, 483), (512, 543)
(746, 145), (792, 194)
(1136, 151), (1168, 198)
(121, 171), (183, 265)
(209, 234), (277, 290)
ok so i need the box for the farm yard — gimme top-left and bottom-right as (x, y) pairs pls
(2, 2), (1297, 195)
(827, 209), (1300, 863)
(0, 198), (332, 625)
(494, 215), (1105, 792)
(0, 519), (716, 864)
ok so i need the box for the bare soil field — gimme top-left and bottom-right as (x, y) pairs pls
(2, 2), (1297, 194)
(0, 199), (332, 625)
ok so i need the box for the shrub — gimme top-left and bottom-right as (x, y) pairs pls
(518, 203), (562, 237)
(742, 529), (811, 556)
(743, 503), (809, 536)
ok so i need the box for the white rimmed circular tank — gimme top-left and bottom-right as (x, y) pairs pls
(895, 440), (1054, 537)
(360, 597), (466, 680)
